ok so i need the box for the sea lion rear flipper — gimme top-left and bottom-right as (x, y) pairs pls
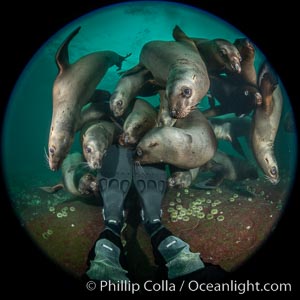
(55, 26), (81, 74)
(232, 138), (246, 158)
(116, 53), (132, 71)
(39, 183), (64, 193)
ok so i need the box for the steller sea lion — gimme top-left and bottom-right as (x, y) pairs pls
(81, 120), (121, 170)
(119, 98), (157, 146)
(48, 26), (131, 171)
(194, 150), (258, 189)
(122, 25), (209, 119)
(40, 152), (98, 196)
(191, 37), (241, 75)
(202, 75), (262, 117)
(135, 109), (217, 169)
(110, 68), (158, 117)
(251, 62), (282, 184)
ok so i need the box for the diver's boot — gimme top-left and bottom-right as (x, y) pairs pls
(86, 145), (133, 282)
(133, 163), (167, 236)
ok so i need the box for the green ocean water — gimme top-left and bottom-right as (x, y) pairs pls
(1, 1), (297, 248)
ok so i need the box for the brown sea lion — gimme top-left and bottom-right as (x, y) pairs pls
(157, 90), (177, 127)
(110, 68), (159, 117)
(202, 75), (262, 117)
(194, 150), (258, 189)
(119, 99), (157, 146)
(122, 25), (209, 119)
(232, 38), (257, 86)
(191, 37), (241, 75)
(40, 152), (98, 196)
(168, 167), (199, 188)
(48, 26), (131, 171)
(209, 116), (252, 157)
(251, 62), (282, 184)
(135, 109), (217, 169)
(81, 120), (121, 169)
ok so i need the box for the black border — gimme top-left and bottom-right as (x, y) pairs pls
(1, 0), (299, 296)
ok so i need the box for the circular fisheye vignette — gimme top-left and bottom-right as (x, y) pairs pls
(1, 0), (297, 278)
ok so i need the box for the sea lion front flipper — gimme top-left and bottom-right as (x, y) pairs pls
(258, 61), (278, 115)
(39, 183), (64, 193)
(55, 26), (81, 74)
(172, 25), (197, 50)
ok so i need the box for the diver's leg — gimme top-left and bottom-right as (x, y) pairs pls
(85, 145), (133, 282)
(133, 163), (205, 280)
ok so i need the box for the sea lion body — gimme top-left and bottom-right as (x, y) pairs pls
(81, 120), (121, 169)
(119, 99), (157, 146)
(194, 150), (258, 188)
(251, 62), (282, 184)
(203, 75), (262, 117)
(123, 26), (210, 119)
(110, 68), (155, 117)
(135, 109), (217, 169)
(48, 26), (130, 171)
(78, 89), (112, 129)
(209, 116), (252, 157)
(40, 153), (98, 196)
(192, 38), (241, 75)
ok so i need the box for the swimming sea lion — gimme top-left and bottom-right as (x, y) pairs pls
(48, 26), (131, 171)
(191, 37), (241, 75)
(203, 75), (262, 117)
(232, 38), (257, 86)
(122, 25), (210, 119)
(40, 152), (98, 196)
(194, 150), (258, 189)
(209, 116), (252, 157)
(119, 99), (157, 146)
(81, 120), (121, 169)
(135, 109), (217, 169)
(251, 62), (282, 184)
(110, 68), (157, 117)
(168, 167), (199, 188)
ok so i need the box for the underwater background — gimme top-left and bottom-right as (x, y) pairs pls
(1, 0), (299, 295)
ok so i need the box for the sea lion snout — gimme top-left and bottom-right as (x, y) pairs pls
(231, 58), (242, 73)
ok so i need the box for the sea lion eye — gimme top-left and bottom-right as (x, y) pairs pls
(117, 100), (123, 107)
(219, 48), (227, 56)
(136, 147), (143, 157)
(244, 90), (249, 96)
(182, 87), (192, 98)
(49, 147), (55, 155)
(270, 167), (277, 176)
(86, 146), (92, 153)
